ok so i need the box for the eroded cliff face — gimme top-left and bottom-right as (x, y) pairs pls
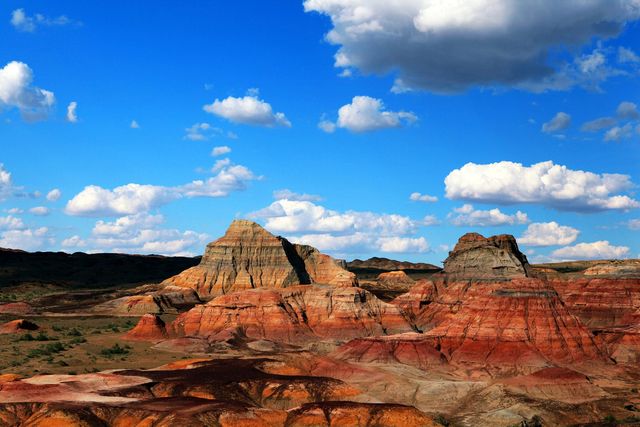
(169, 285), (412, 344)
(162, 220), (357, 299)
(0, 358), (436, 427)
(443, 232), (531, 279)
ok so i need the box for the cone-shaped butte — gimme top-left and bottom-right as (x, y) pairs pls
(162, 220), (357, 299)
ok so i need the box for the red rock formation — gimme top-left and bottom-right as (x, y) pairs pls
(334, 332), (445, 370)
(340, 277), (608, 375)
(285, 401), (438, 427)
(376, 271), (416, 292)
(92, 285), (201, 315)
(443, 232), (531, 278)
(499, 367), (609, 404)
(123, 314), (168, 341)
(163, 220), (357, 299)
(548, 277), (640, 329)
(0, 319), (38, 334)
(0, 358), (434, 427)
(420, 278), (606, 373)
(0, 302), (33, 315)
(170, 285), (412, 344)
(392, 279), (439, 324)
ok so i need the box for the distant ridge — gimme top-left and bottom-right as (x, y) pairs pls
(0, 248), (200, 288)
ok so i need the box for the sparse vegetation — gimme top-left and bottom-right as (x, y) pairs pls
(100, 343), (130, 357)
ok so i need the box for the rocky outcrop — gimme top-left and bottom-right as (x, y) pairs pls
(334, 332), (445, 370)
(443, 233), (531, 279)
(0, 358), (437, 427)
(391, 280), (439, 325)
(0, 319), (38, 334)
(91, 285), (202, 315)
(163, 220), (357, 299)
(341, 277), (607, 376)
(0, 302), (33, 315)
(583, 260), (640, 276)
(347, 257), (440, 273)
(285, 401), (438, 427)
(169, 285), (412, 344)
(549, 277), (640, 329)
(420, 278), (606, 373)
(376, 271), (415, 292)
(123, 314), (168, 341)
(294, 244), (357, 287)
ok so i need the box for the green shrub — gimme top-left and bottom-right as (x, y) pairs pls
(100, 343), (129, 357)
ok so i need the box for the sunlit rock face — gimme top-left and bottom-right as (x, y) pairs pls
(162, 220), (357, 299)
(443, 232), (531, 279)
(169, 285), (412, 344)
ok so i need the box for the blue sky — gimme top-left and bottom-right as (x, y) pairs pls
(1, 0), (639, 264)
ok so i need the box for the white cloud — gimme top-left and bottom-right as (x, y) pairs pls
(326, 96), (416, 133)
(542, 112), (571, 133)
(291, 233), (429, 254)
(0, 227), (53, 251)
(377, 236), (429, 253)
(251, 199), (418, 235)
(184, 122), (226, 141)
(93, 213), (164, 237)
(0, 61), (55, 120)
(211, 158), (231, 173)
(10, 8), (76, 32)
(91, 214), (207, 256)
(422, 215), (440, 226)
(62, 213), (208, 256)
(619, 47), (640, 63)
(0, 164), (13, 201)
(204, 93), (291, 127)
(318, 119), (337, 133)
(304, 0), (640, 93)
(66, 162), (257, 216)
(551, 241), (630, 261)
(211, 146), (231, 157)
(448, 204), (528, 227)
(518, 222), (579, 247)
(410, 192), (437, 203)
(5, 208), (23, 215)
(61, 235), (86, 249)
(629, 219), (640, 230)
(66, 101), (78, 123)
(273, 189), (323, 202)
(604, 123), (634, 142)
(249, 199), (428, 254)
(445, 160), (640, 212)
(66, 184), (177, 217)
(29, 206), (50, 216)
(0, 215), (25, 230)
(581, 117), (617, 132)
(617, 101), (640, 120)
(130, 120), (140, 129)
(46, 188), (61, 202)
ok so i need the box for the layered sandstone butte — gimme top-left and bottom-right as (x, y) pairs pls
(169, 285), (412, 344)
(376, 271), (416, 292)
(123, 314), (168, 341)
(163, 220), (357, 298)
(443, 232), (531, 278)
(420, 278), (606, 373)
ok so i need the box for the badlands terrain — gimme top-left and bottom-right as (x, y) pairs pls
(0, 220), (639, 426)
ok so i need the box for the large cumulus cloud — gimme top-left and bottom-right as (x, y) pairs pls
(304, 0), (640, 92)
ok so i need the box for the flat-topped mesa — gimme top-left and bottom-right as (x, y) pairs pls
(443, 232), (531, 279)
(163, 220), (357, 298)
